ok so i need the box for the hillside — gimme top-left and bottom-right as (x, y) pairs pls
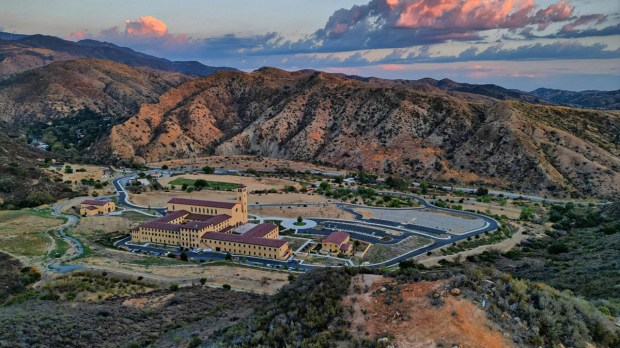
(0, 58), (188, 124)
(100, 68), (620, 198)
(0, 123), (72, 208)
(0, 34), (237, 77)
(531, 88), (620, 110)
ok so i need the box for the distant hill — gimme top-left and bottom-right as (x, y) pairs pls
(531, 88), (620, 110)
(0, 34), (237, 77)
(95, 67), (619, 199)
(0, 58), (189, 124)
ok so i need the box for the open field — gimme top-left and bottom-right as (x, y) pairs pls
(0, 209), (64, 262)
(130, 190), (339, 208)
(357, 235), (432, 265)
(434, 194), (523, 219)
(159, 174), (300, 192)
(151, 155), (347, 174)
(298, 255), (350, 266)
(75, 257), (290, 294)
(53, 164), (115, 196)
(249, 204), (354, 220)
(167, 177), (239, 190)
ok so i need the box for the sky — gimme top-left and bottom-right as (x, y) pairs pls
(1, 0), (619, 91)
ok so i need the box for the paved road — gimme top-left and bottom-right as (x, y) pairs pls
(112, 176), (166, 214)
(47, 202), (86, 273)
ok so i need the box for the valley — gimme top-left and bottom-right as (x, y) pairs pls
(0, 27), (618, 348)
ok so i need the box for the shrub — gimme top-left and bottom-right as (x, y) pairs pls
(169, 284), (179, 291)
(222, 284), (231, 291)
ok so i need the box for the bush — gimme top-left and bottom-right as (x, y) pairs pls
(169, 284), (179, 291)
(222, 284), (231, 291)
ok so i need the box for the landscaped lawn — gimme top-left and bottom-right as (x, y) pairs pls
(168, 177), (238, 191)
(357, 235), (433, 265)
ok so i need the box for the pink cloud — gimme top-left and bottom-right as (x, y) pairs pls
(393, 0), (574, 31)
(378, 63), (408, 70)
(560, 14), (607, 33)
(125, 16), (168, 37)
(67, 16), (190, 52)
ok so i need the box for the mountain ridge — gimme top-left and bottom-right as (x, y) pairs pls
(0, 34), (237, 77)
(96, 68), (619, 199)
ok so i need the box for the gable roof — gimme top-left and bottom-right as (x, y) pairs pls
(244, 223), (277, 238)
(81, 199), (109, 206)
(201, 232), (287, 248)
(168, 198), (238, 209)
(323, 231), (350, 245)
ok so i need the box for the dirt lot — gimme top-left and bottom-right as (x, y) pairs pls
(151, 155), (347, 174)
(344, 274), (514, 347)
(76, 258), (290, 294)
(0, 209), (64, 262)
(130, 190), (340, 208)
(249, 205), (354, 220)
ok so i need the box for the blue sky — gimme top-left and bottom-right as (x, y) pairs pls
(1, 0), (619, 90)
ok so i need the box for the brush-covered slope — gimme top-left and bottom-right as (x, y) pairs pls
(0, 122), (72, 208)
(0, 58), (188, 124)
(531, 88), (620, 110)
(101, 68), (619, 198)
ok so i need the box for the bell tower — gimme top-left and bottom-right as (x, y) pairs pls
(237, 185), (248, 223)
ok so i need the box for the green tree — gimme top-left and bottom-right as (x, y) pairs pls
(194, 179), (208, 188)
(475, 187), (489, 196)
(169, 284), (179, 291)
(520, 205), (535, 221)
(202, 166), (215, 174)
(180, 252), (188, 261)
(222, 284), (231, 291)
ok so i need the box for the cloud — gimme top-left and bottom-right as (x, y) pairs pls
(66, 16), (190, 55)
(301, 0), (600, 52)
(124, 16), (167, 37)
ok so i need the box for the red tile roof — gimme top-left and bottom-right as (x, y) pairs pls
(81, 199), (109, 206)
(244, 223), (277, 238)
(202, 232), (287, 248)
(323, 231), (349, 245)
(84, 206), (98, 211)
(158, 210), (189, 222)
(340, 243), (352, 252)
(139, 212), (230, 232)
(168, 198), (237, 209)
(140, 221), (182, 231)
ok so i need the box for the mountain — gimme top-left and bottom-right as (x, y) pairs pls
(531, 88), (620, 110)
(97, 67), (619, 199)
(333, 73), (552, 105)
(0, 58), (189, 125)
(0, 34), (237, 77)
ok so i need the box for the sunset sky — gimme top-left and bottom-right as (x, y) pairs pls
(2, 0), (619, 90)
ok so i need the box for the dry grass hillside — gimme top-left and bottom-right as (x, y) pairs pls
(101, 68), (619, 198)
(0, 58), (188, 124)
